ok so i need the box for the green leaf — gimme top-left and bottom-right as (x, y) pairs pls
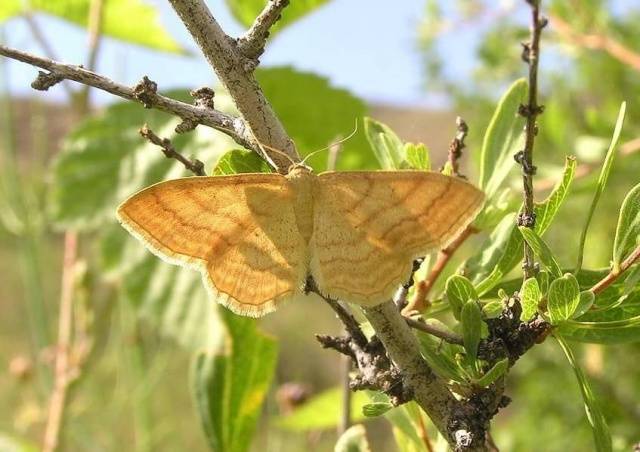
(557, 292), (640, 343)
(403, 142), (431, 170)
(445, 275), (478, 320)
(276, 387), (369, 431)
(225, 0), (329, 32)
(555, 336), (612, 452)
(1, 0), (184, 53)
(385, 401), (432, 452)
(613, 182), (640, 271)
(520, 277), (541, 322)
(363, 117), (404, 170)
(518, 227), (563, 278)
(191, 309), (278, 452)
(257, 68), (372, 171)
(534, 156), (577, 235)
(576, 102), (627, 273)
(461, 301), (482, 363)
(49, 91), (231, 230)
(482, 300), (504, 319)
(473, 358), (509, 388)
(417, 332), (466, 383)
(472, 214), (524, 296)
(537, 270), (550, 296)
(547, 274), (581, 324)
(335, 424), (372, 452)
(362, 402), (393, 417)
(479, 78), (527, 199)
(572, 291), (596, 319)
(212, 148), (272, 175)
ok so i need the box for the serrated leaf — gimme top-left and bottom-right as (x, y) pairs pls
(362, 402), (393, 417)
(276, 387), (368, 431)
(226, 0), (329, 32)
(547, 274), (581, 324)
(191, 309), (278, 452)
(534, 156), (577, 235)
(576, 102), (626, 272)
(257, 68), (372, 171)
(461, 301), (482, 363)
(473, 358), (509, 388)
(1, 0), (183, 53)
(445, 275), (478, 320)
(212, 149), (272, 175)
(334, 424), (372, 452)
(518, 227), (563, 278)
(572, 291), (595, 319)
(479, 78), (527, 200)
(363, 117), (404, 170)
(49, 91), (230, 230)
(613, 182), (640, 271)
(403, 142), (431, 170)
(520, 277), (541, 322)
(555, 336), (611, 452)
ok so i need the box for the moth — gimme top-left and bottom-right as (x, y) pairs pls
(117, 165), (484, 317)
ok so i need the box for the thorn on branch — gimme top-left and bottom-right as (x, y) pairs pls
(31, 70), (65, 91)
(133, 76), (158, 108)
(139, 124), (206, 176)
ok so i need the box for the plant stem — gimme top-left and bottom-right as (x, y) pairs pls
(518, 0), (546, 279)
(590, 245), (640, 295)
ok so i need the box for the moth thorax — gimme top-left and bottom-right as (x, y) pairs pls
(286, 166), (314, 243)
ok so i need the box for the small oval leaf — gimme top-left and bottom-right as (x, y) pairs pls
(612, 182), (640, 271)
(362, 402), (393, 417)
(445, 275), (479, 320)
(520, 277), (541, 322)
(474, 358), (509, 388)
(547, 274), (580, 324)
(461, 301), (483, 363)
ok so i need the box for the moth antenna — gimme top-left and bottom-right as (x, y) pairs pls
(254, 139), (298, 168)
(301, 119), (359, 166)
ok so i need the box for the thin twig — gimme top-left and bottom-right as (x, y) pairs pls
(167, 0), (299, 172)
(404, 225), (478, 313)
(550, 13), (640, 72)
(0, 45), (255, 152)
(237, 0), (290, 60)
(139, 125), (206, 176)
(590, 245), (640, 295)
(42, 232), (77, 452)
(516, 0), (546, 279)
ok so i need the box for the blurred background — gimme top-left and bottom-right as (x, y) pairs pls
(1, 0), (639, 451)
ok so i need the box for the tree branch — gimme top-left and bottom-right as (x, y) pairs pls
(167, 0), (299, 172)
(237, 0), (290, 60)
(0, 45), (258, 152)
(590, 246), (640, 295)
(364, 301), (486, 451)
(139, 125), (206, 176)
(516, 0), (547, 279)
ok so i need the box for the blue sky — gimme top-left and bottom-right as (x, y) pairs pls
(2, 0), (475, 107)
(1, 0), (636, 107)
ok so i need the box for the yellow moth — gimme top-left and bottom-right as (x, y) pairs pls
(117, 165), (484, 317)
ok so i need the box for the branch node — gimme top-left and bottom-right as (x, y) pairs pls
(516, 212), (537, 228)
(139, 124), (206, 176)
(191, 87), (216, 109)
(31, 70), (65, 91)
(133, 76), (158, 108)
(175, 118), (198, 134)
